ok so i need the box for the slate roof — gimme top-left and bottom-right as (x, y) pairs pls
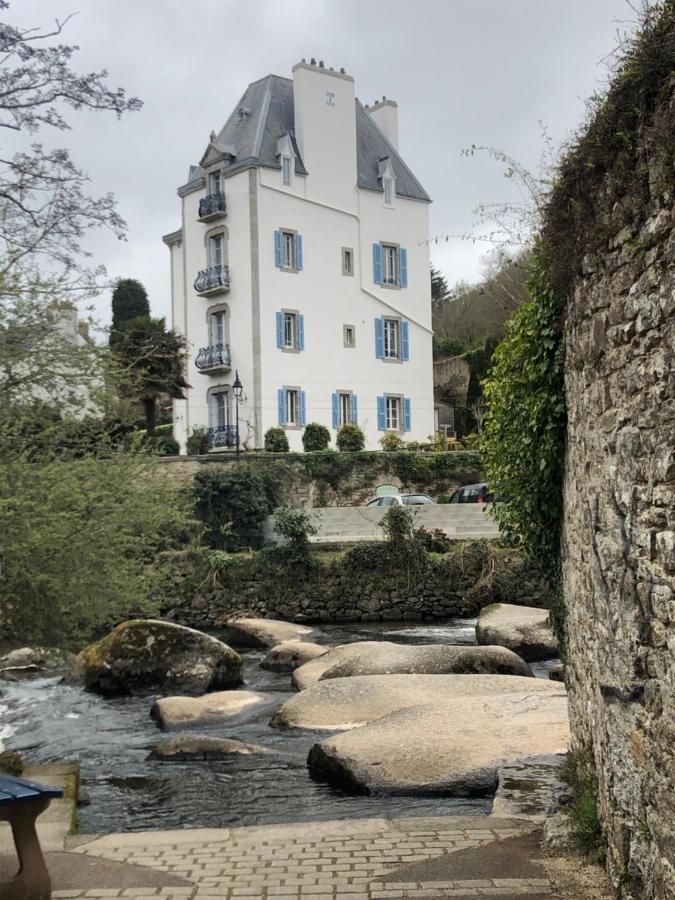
(181, 74), (430, 202)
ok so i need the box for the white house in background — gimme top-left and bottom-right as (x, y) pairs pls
(163, 59), (434, 452)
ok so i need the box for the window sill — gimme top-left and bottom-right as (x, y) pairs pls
(279, 266), (300, 275)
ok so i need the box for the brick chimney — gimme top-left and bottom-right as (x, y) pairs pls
(366, 97), (399, 150)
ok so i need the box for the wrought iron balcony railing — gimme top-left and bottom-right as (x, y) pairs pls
(198, 191), (226, 221)
(208, 425), (236, 448)
(194, 264), (230, 295)
(195, 342), (231, 372)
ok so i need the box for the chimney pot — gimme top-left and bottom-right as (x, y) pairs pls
(301, 57), (306, 63)
(319, 60), (324, 68)
(340, 67), (345, 74)
(310, 57), (316, 65)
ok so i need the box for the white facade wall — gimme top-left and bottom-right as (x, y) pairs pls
(167, 64), (434, 453)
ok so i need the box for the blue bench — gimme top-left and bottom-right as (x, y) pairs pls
(0, 774), (62, 900)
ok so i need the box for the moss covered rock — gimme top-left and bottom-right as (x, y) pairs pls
(0, 751), (23, 776)
(77, 619), (243, 697)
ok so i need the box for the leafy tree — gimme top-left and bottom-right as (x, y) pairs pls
(0, 4), (142, 297)
(430, 265), (449, 307)
(264, 427), (289, 452)
(110, 279), (150, 345)
(0, 453), (193, 648)
(113, 316), (189, 434)
(302, 422), (330, 452)
(193, 468), (274, 551)
(336, 424), (365, 452)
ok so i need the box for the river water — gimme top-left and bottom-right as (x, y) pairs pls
(0, 620), (558, 834)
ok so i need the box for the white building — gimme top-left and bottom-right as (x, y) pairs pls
(163, 60), (434, 452)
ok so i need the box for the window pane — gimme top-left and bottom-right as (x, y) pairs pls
(212, 312), (225, 344)
(282, 157), (291, 186)
(384, 319), (399, 358)
(386, 396), (399, 430)
(209, 171), (221, 193)
(210, 235), (223, 267)
(284, 313), (296, 348)
(282, 232), (294, 268)
(286, 389), (297, 424)
(339, 393), (351, 426)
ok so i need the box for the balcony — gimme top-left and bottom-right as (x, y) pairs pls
(194, 264), (230, 296)
(208, 425), (236, 449)
(195, 342), (231, 374)
(198, 191), (226, 222)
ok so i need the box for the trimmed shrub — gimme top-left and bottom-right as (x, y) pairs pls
(336, 423), (365, 452)
(379, 432), (405, 451)
(264, 427), (289, 452)
(302, 421), (331, 452)
(186, 427), (210, 456)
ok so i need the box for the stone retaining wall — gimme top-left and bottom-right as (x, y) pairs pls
(160, 545), (551, 628)
(561, 102), (675, 898)
(156, 451), (482, 509)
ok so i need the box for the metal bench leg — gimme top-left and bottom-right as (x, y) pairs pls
(0, 796), (52, 900)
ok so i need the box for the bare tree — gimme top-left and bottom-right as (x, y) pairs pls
(0, 3), (142, 299)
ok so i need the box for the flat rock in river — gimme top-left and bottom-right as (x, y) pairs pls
(261, 640), (330, 672)
(308, 687), (569, 795)
(272, 673), (560, 731)
(291, 641), (531, 689)
(476, 604), (559, 661)
(222, 616), (315, 649)
(77, 620), (243, 696)
(149, 735), (271, 760)
(151, 690), (276, 731)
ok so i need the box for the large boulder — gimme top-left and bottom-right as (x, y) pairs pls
(221, 616), (315, 649)
(148, 736), (270, 760)
(308, 684), (569, 795)
(291, 641), (531, 689)
(151, 690), (277, 731)
(77, 620), (243, 696)
(261, 640), (330, 673)
(476, 604), (559, 661)
(272, 673), (559, 731)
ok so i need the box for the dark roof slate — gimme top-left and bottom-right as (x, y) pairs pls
(183, 74), (430, 202)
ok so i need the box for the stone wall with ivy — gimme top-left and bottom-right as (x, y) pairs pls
(158, 542), (550, 628)
(548, 7), (675, 897)
(157, 451), (482, 509)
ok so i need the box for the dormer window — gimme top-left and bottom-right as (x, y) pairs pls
(208, 170), (222, 194)
(277, 134), (296, 189)
(378, 157), (396, 208)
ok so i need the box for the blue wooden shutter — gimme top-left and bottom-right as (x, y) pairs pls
(300, 390), (307, 427)
(278, 388), (285, 425)
(274, 230), (282, 267)
(276, 311), (283, 348)
(351, 394), (358, 425)
(375, 317), (385, 358)
(403, 397), (411, 432)
(401, 320), (410, 361)
(400, 248), (408, 287)
(372, 243), (382, 284)
(377, 395), (386, 431)
(331, 393), (339, 429)
(298, 314), (305, 350)
(296, 234), (303, 270)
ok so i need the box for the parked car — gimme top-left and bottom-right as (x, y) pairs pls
(366, 494), (435, 507)
(447, 483), (494, 504)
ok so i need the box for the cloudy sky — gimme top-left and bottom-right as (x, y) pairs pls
(7, 0), (637, 324)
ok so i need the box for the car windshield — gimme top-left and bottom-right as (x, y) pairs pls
(402, 495), (433, 504)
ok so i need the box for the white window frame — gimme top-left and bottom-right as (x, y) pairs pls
(211, 310), (226, 345)
(383, 317), (400, 359)
(385, 395), (401, 431)
(382, 244), (398, 286)
(338, 392), (352, 427)
(285, 388), (299, 426)
(209, 233), (224, 268)
(281, 156), (292, 186)
(211, 390), (230, 428)
(281, 230), (296, 270)
(208, 170), (222, 194)
(283, 311), (298, 350)
(383, 176), (394, 207)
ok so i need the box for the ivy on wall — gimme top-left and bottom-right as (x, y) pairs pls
(480, 244), (566, 640)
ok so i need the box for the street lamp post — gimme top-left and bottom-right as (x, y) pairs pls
(233, 370), (243, 460)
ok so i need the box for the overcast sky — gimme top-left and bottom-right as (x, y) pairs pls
(7, 0), (637, 324)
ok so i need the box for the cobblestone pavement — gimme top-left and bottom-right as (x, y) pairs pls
(54, 815), (558, 899)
